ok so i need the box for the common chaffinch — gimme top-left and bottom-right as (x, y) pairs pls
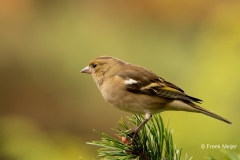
(81, 56), (232, 135)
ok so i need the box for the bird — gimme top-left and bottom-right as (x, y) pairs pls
(80, 56), (232, 137)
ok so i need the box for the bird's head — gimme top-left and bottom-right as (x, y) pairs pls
(81, 56), (126, 85)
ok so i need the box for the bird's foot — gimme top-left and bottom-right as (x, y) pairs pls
(122, 129), (139, 145)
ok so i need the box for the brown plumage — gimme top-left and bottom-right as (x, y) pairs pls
(81, 56), (232, 135)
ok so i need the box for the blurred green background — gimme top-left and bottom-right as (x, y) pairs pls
(0, 0), (239, 159)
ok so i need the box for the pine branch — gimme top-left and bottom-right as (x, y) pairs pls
(87, 114), (192, 160)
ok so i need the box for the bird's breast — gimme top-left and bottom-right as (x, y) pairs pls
(99, 77), (169, 114)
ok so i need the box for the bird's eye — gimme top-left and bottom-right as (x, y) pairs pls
(92, 63), (97, 68)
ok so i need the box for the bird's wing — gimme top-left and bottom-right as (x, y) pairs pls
(117, 65), (202, 103)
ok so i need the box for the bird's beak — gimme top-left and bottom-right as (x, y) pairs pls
(80, 66), (92, 74)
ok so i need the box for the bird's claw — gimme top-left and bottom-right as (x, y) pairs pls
(121, 129), (139, 145)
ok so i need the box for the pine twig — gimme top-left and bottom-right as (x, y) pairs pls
(87, 114), (191, 160)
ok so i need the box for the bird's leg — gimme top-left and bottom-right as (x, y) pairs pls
(131, 113), (152, 143)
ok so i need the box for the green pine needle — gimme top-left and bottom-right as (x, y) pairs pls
(205, 150), (240, 160)
(87, 114), (191, 160)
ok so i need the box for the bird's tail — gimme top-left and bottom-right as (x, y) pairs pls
(187, 102), (232, 124)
